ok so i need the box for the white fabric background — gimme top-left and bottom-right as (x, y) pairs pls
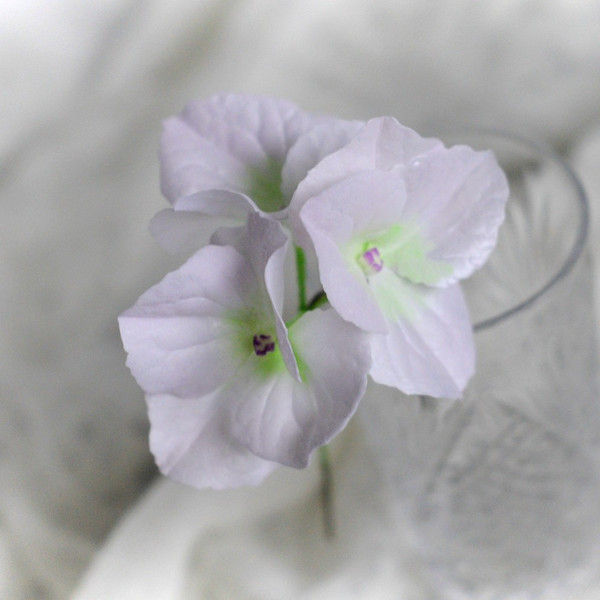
(2, 1), (600, 598)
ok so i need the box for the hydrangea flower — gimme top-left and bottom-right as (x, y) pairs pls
(119, 212), (371, 489)
(151, 93), (362, 254)
(299, 118), (509, 399)
(120, 96), (509, 490)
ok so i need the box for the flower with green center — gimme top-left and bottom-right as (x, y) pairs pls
(119, 212), (371, 489)
(152, 93), (363, 254)
(299, 119), (509, 398)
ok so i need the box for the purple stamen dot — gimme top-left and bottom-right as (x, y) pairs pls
(253, 333), (276, 356)
(361, 247), (383, 273)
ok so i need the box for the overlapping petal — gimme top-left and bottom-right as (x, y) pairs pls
(299, 124), (507, 398)
(281, 119), (364, 199)
(119, 210), (370, 488)
(368, 282), (474, 399)
(230, 308), (371, 468)
(144, 302), (371, 488)
(147, 390), (280, 489)
(294, 117), (508, 279)
(118, 245), (258, 399)
(160, 93), (360, 212)
(396, 143), (508, 284)
(121, 95), (509, 489)
(156, 94), (363, 253)
(289, 117), (440, 243)
(149, 190), (246, 255)
(160, 93), (317, 204)
(300, 169), (410, 333)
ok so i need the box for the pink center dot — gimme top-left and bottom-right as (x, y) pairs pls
(361, 247), (383, 273)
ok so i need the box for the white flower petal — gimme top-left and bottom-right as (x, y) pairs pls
(283, 117), (363, 206)
(206, 212), (301, 381)
(119, 245), (258, 398)
(291, 308), (371, 447)
(180, 93), (320, 167)
(149, 208), (235, 255)
(230, 309), (371, 468)
(369, 283), (475, 399)
(227, 359), (305, 467)
(301, 170), (418, 333)
(246, 211), (301, 381)
(301, 168), (408, 241)
(160, 93), (325, 210)
(292, 116), (508, 280)
(291, 117), (441, 220)
(301, 201), (388, 333)
(148, 392), (278, 490)
(208, 224), (248, 249)
(120, 313), (240, 399)
(160, 117), (248, 203)
(400, 145), (509, 284)
(175, 189), (256, 219)
(361, 117), (444, 170)
(150, 190), (257, 254)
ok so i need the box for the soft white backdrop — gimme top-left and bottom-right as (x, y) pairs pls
(2, 1), (600, 598)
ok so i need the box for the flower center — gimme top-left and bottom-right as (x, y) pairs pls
(359, 246), (384, 275)
(253, 333), (276, 356)
(248, 158), (287, 213)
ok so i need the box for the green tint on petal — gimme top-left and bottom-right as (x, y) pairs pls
(286, 328), (311, 384)
(368, 269), (425, 323)
(247, 158), (287, 213)
(227, 310), (287, 378)
(252, 341), (287, 378)
(369, 223), (453, 285)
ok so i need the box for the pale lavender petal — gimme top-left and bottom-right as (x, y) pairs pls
(227, 361), (304, 467)
(160, 117), (248, 203)
(246, 212), (300, 381)
(363, 117), (444, 170)
(369, 283), (475, 399)
(209, 213), (300, 380)
(290, 309), (371, 449)
(119, 311), (239, 399)
(180, 93), (321, 167)
(297, 123), (507, 288)
(246, 211), (289, 304)
(230, 309), (371, 468)
(176, 189), (256, 219)
(119, 245), (258, 398)
(300, 171), (415, 333)
(149, 208), (236, 255)
(301, 204), (387, 333)
(300, 169), (408, 242)
(150, 190), (257, 254)
(148, 392), (278, 489)
(208, 224), (249, 250)
(281, 118), (364, 199)
(291, 117), (442, 232)
(400, 145), (509, 284)
(161, 93), (324, 205)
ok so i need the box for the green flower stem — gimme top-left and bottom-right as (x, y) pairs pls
(295, 247), (334, 537)
(319, 445), (335, 539)
(307, 290), (328, 310)
(295, 246), (307, 312)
